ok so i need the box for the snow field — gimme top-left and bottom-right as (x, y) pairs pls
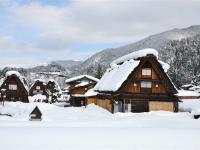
(0, 101), (200, 150)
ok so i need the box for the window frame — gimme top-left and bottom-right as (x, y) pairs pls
(142, 68), (152, 78)
(141, 81), (152, 88)
(36, 86), (41, 90)
(8, 84), (17, 90)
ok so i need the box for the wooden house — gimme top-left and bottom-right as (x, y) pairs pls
(29, 79), (49, 102)
(0, 71), (29, 103)
(65, 75), (99, 106)
(29, 106), (42, 121)
(91, 49), (180, 113)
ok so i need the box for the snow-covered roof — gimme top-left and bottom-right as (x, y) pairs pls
(176, 90), (200, 97)
(181, 84), (194, 88)
(75, 81), (89, 87)
(34, 79), (46, 83)
(65, 75), (99, 83)
(94, 59), (140, 92)
(110, 48), (158, 67)
(4, 71), (29, 92)
(158, 60), (170, 73)
(6, 71), (21, 78)
(84, 88), (98, 97)
(189, 86), (200, 91)
(94, 48), (173, 92)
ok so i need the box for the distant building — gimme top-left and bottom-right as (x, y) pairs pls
(65, 75), (99, 106)
(0, 71), (29, 103)
(29, 79), (49, 102)
(29, 79), (61, 103)
(176, 90), (200, 100)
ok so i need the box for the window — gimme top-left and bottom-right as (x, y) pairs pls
(36, 86), (40, 90)
(142, 68), (151, 77)
(113, 104), (123, 113)
(141, 81), (152, 88)
(123, 100), (132, 112)
(8, 84), (17, 90)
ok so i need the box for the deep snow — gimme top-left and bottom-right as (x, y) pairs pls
(0, 102), (200, 150)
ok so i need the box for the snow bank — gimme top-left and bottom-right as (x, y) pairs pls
(85, 103), (111, 116)
(179, 99), (200, 113)
(0, 102), (112, 121)
(110, 48), (158, 66)
(29, 94), (47, 102)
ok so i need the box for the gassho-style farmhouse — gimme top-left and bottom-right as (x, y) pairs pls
(0, 48), (199, 114)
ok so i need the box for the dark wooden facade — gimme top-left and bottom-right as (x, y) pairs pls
(29, 106), (42, 121)
(29, 80), (49, 102)
(70, 83), (96, 106)
(67, 76), (98, 107)
(95, 55), (179, 113)
(0, 74), (29, 103)
(29, 80), (48, 96)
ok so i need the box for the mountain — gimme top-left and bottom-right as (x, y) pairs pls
(1, 25), (200, 88)
(51, 60), (82, 69)
(28, 63), (66, 73)
(75, 25), (200, 71)
(72, 25), (200, 87)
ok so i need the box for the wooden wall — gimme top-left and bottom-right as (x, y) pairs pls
(179, 96), (199, 100)
(29, 81), (47, 96)
(1, 77), (28, 103)
(86, 97), (112, 112)
(149, 101), (174, 112)
(122, 65), (167, 94)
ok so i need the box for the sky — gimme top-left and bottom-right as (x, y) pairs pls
(0, 0), (200, 68)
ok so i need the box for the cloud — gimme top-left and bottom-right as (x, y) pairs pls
(9, 0), (200, 43)
(0, 0), (200, 67)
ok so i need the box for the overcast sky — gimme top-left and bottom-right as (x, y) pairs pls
(0, 0), (200, 67)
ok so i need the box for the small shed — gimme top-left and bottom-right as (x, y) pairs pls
(29, 106), (42, 121)
(176, 90), (200, 100)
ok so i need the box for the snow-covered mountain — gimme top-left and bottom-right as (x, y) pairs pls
(74, 25), (200, 74)
(0, 25), (200, 88)
(51, 60), (82, 69)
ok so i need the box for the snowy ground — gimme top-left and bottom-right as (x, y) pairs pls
(0, 101), (200, 150)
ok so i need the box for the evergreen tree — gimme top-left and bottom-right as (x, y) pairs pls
(50, 84), (61, 103)
(160, 34), (200, 87)
(95, 64), (104, 79)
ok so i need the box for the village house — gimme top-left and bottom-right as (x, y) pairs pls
(65, 75), (99, 106)
(89, 48), (180, 113)
(29, 79), (49, 102)
(0, 71), (29, 103)
(29, 79), (61, 103)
